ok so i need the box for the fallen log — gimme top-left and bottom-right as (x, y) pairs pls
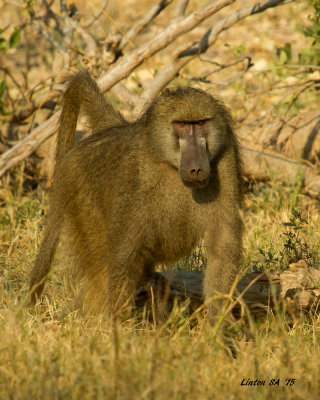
(136, 260), (320, 317)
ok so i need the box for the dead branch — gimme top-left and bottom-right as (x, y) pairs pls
(0, 67), (27, 104)
(136, 261), (320, 317)
(138, 0), (287, 111)
(174, 0), (190, 18)
(242, 145), (320, 198)
(119, 0), (174, 50)
(97, 0), (234, 90)
(30, 18), (70, 66)
(180, 0), (287, 58)
(82, 0), (110, 28)
(67, 18), (97, 57)
(0, 111), (61, 176)
(10, 92), (59, 123)
(110, 83), (143, 109)
(179, 56), (253, 84)
(0, 0), (294, 179)
(0, 0), (234, 176)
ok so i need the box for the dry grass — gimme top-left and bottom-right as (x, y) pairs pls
(1, 177), (320, 400)
(1, 308), (319, 400)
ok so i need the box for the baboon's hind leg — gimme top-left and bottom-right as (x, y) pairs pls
(29, 221), (60, 305)
(82, 264), (145, 318)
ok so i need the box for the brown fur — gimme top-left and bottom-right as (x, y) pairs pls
(29, 69), (243, 322)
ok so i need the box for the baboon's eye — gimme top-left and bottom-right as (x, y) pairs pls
(173, 121), (187, 127)
(198, 120), (205, 126)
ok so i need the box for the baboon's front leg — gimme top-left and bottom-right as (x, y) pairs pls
(203, 213), (243, 325)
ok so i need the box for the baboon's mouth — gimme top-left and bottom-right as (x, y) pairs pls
(182, 179), (209, 189)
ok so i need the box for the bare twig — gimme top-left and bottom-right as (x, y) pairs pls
(67, 18), (97, 57)
(181, 56), (252, 83)
(199, 55), (252, 75)
(137, 0), (286, 113)
(60, 0), (67, 14)
(242, 144), (320, 199)
(284, 81), (319, 117)
(98, 0), (234, 90)
(119, 0), (174, 50)
(272, 64), (320, 71)
(42, 0), (61, 29)
(0, 67), (26, 102)
(238, 96), (262, 125)
(31, 18), (70, 66)
(267, 79), (320, 91)
(0, 0), (234, 177)
(110, 83), (142, 109)
(10, 92), (59, 123)
(0, 111), (61, 176)
(0, 0), (290, 177)
(82, 0), (110, 28)
(179, 0), (287, 58)
(174, 0), (190, 18)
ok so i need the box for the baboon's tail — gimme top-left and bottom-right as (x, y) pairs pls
(56, 69), (125, 162)
(29, 69), (125, 305)
(29, 215), (60, 305)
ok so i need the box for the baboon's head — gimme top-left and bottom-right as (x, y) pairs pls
(146, 87), (235, 189)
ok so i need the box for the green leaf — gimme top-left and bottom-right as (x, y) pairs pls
(238, 43), (245, 53)
(0, 80), (6, 98)
(279, 51), (287, 64)
(0, 25), (10, 35)
(283, 43), (292, 61)
(0, 38), (6, 49)
(9, 28), (20, 48)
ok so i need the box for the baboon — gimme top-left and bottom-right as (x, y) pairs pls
(29, 69), (243, 323)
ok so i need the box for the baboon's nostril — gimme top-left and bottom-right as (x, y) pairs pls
(190, 168), (203, 177)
